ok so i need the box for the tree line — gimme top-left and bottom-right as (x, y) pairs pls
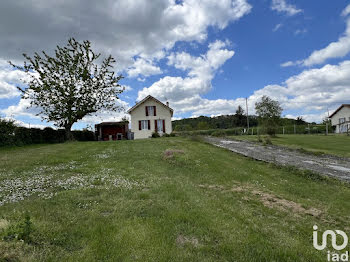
(172, 101), (308, 133)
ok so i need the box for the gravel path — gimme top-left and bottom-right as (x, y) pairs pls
(205, 136), (350, 182)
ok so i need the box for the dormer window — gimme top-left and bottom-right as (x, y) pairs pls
(146, 106), (156, 116)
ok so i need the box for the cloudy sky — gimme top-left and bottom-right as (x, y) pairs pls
(1, 0), (350, 129)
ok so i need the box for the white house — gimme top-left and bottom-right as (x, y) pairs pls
(127, 95), (173, 139)
(330, 104), (350, 133)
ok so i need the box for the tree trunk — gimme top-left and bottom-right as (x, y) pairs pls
(65, 124), (74, 141)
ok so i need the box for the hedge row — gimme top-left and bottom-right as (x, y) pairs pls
(0, 119), (95, 147)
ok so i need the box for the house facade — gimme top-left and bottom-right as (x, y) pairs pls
(127, 95), (173, 139)
(95, 121), (129, 141)
(330, 104), (350, 133)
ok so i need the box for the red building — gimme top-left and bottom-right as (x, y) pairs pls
(95, 121), (130, 141)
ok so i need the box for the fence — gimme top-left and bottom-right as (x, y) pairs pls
(174, 124), (336, 137)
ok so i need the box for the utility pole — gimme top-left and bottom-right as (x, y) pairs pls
(326, 108), (330, 136)
(246, 97), (249, 133)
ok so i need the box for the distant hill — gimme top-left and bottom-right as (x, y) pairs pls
(172, 114), (307, 131)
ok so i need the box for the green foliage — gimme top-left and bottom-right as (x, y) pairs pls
(234, 134), (350, 158)
(173, 114), (258, 131)
(174, 124), (193, 131)
(0, 118), (95, 147)
(255, 96), (283, 136)
(3, 214), (33, 243)
(0, 118), (16, 146)
(151, 132), (160, 138)
(10, 38), (124, 134)
(211, 130), (226, 137)
(196, 121), (210, 130)
(0, 138), (350, 261)
(263, 136), (272, 145)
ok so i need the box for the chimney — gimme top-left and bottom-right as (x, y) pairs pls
(166, 101), (169, 107)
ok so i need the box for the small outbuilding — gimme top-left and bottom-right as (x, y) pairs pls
(95, 121), (130, 141)
(329, 104), (350, 133)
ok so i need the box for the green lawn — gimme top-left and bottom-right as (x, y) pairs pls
(0, 138), (350, 261)
(230, 134), (350, 158)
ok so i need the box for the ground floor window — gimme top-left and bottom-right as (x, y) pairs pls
(140, 120), (149, 130)
(157, 119), (164, 132)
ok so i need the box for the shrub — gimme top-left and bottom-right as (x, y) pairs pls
(211, 130), (226, 137)
(3, 214), (33, 243)
(151, 132), (160, 138)
(0, 118), (95, 147)
(0, 118), (16, 146)
(263, 136), (272, 145)
(257, 135), (263, 143)
(72, 130), (95, 141)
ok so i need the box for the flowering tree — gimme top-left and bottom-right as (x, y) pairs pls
(10, 38), (124, 138)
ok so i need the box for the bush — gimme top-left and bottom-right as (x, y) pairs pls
(0, 118), (95, 147)
(3, 214), (33, 243)
(263, 136), (272, 145)
(151, 132), (160, 138)
(72, 130), (95, 141)
(0, 118), (16, 146)
(211, 130), (226, 137)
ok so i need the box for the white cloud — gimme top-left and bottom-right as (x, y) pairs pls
(271, 0), (302, 16)
(280, 60), (301, 67)
(273, 23), (283, 32)
(302, 18), (350, 66)
(294, 28), (307, 35)
(341, 4), (350, 17)
(127, 58), (162, 77)
(80, 99), (130, 125)
(139, 58), (350, 123)
(0, 59), (27, 98)
(284, 5), (350, 67)
(0, 81), (19, 99)
(0, 0), (251, 71)
(1, 99), (41, 119)
(137, 40), (234, 103)
(3, 117), (51, 129)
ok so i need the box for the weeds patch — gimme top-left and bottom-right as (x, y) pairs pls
(162, 149), (185, 160)
(199, 183), (322, 217)
(176, 234), (200, 248)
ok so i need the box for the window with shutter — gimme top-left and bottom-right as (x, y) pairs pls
(146, 106), (155, 116)
(140, 120), (149, 130)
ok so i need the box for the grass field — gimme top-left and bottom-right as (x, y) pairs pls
(230, 134), (350, 158)
(1, 137), (350, 261)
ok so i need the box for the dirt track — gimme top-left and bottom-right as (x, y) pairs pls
(205, 136), (350, 181)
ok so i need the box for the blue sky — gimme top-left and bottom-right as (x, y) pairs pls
(1, 0), (350, 129)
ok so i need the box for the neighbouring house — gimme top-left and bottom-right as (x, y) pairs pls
(95, 121), (130, 141)
(329, 104), (350, 133)
(127, 95), (173, 139)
